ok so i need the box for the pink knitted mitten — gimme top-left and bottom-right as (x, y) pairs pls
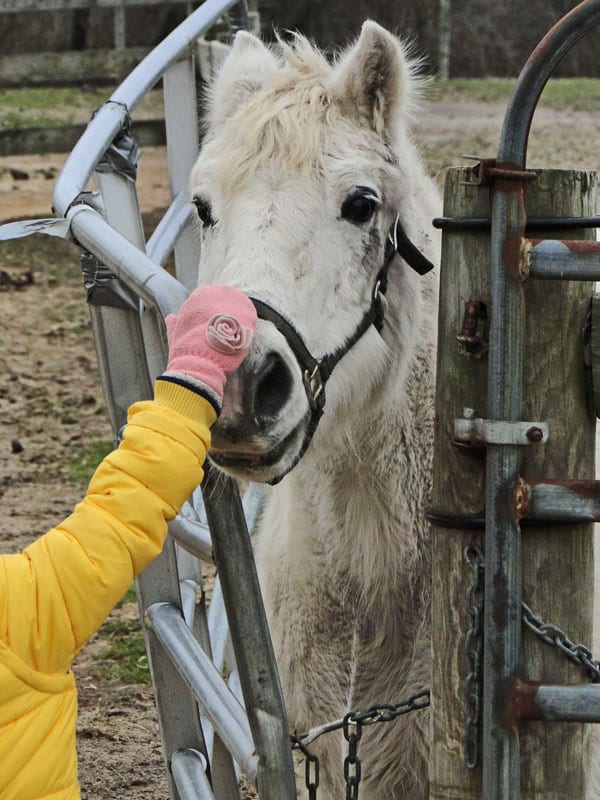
(160, 285), (256, 412)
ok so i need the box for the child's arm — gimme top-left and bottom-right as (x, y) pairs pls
(0, 286), (256, 673)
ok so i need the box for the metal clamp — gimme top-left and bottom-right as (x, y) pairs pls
(454, 409), (549, 446)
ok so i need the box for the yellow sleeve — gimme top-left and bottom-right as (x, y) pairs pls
(0, 381), (217, 673)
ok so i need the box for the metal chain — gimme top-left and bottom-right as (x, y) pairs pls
(290, 734), (320, 800)
(463, 543), (600, 770)
(343, 713), (362, 799)
(521, 601), (600, 682)
(291, 690), (431, 799)
(463, 543), (484, 769)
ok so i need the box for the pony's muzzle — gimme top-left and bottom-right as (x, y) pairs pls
(215, 349), (294, 440)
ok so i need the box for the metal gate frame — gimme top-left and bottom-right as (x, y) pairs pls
(1, 2), (296, 798)
(471, 1), (600, 797)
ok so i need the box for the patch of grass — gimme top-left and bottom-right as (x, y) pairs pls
(432, 78), (515, 105)
(0, 86), (163, 129)
(68, 439), (113, 484)
(118, 585), (138, 607)
(539, 78), (600, 111)
(433, 77), (600, 112)
(0, 87), (107, 129)
(0, 110), (63, 129)
(93, 618), (150, 684)
(0, 87), (106, 112)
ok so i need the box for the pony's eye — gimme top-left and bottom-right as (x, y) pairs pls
(341, 190), (379, 224)
(193, 197), (215, 228)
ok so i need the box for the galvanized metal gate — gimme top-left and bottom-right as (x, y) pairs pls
(1, 2), (296, 798)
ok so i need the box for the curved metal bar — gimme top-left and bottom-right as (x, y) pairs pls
(147, 601), (258, 780)
(171, 750), (215, 800)
(498, 0), (600, 167)
(485, 4), (600, 799)
(49, 3), (296, 796)
(53, 0), (246, 215)
(146, 192), (195, 266)
(66, 204), (188, 316)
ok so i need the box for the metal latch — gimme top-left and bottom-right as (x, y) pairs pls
(454, 409), (549, 446)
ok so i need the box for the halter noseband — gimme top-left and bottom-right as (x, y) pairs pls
(250, 215), (434, 484)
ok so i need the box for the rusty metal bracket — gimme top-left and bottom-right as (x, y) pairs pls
(460, 157), (538, 187)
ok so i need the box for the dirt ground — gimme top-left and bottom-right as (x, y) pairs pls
(1, 98), (600, 798)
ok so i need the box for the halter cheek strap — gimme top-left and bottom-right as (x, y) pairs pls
(250, 215), (434, 484)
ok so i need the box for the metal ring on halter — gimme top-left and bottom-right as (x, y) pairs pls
(303, 364), (325, 411)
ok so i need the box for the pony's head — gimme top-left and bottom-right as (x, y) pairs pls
(191, 22), (439, 484)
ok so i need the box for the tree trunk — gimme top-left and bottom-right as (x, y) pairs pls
(438, 0), (451, 79)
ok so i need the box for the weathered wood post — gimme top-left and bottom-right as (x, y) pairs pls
(430, 166), (596, 799)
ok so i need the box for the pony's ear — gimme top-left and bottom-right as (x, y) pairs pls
(207, 31), (279, 129)
(329, 21), (414, 139)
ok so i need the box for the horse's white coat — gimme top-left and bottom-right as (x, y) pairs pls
(192, 23), (441, 798)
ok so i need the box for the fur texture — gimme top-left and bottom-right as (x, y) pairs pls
(192, 23), (441, 798)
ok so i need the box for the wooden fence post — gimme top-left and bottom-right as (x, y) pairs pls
(430, 166), (596, 799)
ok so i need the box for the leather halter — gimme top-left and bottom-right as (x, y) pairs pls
(250, 215), (434, 484)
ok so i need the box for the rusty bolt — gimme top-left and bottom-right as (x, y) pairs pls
(457, 300), (487, 355)
(526, 426), (544, 443)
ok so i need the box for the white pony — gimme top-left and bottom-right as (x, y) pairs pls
(191, 23), (441, 798)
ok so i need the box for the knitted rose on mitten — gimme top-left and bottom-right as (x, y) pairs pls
(159, 285), (256, 413)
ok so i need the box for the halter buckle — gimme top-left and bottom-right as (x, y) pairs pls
(303, 363), (325, 411)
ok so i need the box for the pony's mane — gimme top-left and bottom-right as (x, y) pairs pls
(205, 34), (396, 191)
(200, 28), (426, 195)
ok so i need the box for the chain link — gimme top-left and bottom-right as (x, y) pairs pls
(291, 690), (431, 798)
(463, 542), (484, 769)
(521, 601), (600, 682)
(343, 713), (362, 799)
(463, 543), (600, 771)
(290, 734), (320, 800)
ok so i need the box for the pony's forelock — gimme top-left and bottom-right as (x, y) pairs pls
(201, 31), (416, 193)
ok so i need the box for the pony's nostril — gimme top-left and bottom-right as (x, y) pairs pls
(252, 351), (292, 420)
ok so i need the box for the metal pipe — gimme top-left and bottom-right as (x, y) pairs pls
(179, 579), (200, 627)
(146, 601), (258, 780)
(526, 480), (600, 522)
(146, 192), (194, 266)
(171, 749), (215, 800)
(526, 239), (600, 280)
(67, 205), (188, 317)
(484, 176), (524, 798)
(485, 4), (600, 798)
(510, 681), (600, 723)
(169, 511), (214, 563)
(202, 464), (296, 800)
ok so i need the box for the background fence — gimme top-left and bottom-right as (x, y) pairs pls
(2, 0), (600, 80)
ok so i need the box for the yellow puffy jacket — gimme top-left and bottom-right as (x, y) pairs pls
(0, 380), (216, 800)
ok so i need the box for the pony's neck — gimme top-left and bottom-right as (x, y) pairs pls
(286, 331), (435, 612)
